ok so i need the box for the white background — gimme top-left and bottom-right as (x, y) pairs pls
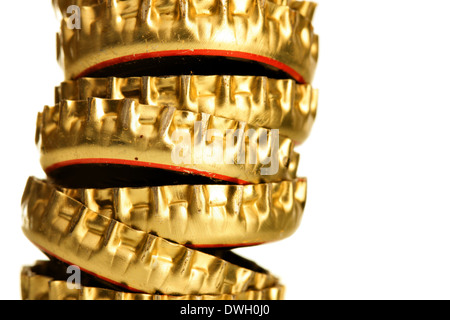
(1, 0), (449, 300)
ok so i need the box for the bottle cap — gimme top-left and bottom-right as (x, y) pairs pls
(22, 177), (280, 295)
(54, 0), (318, 83)
(29, 177), (307, 248)
(21, 261), (285, 300)
(37, 98), (299, 188)
(56, 75), (318, 144)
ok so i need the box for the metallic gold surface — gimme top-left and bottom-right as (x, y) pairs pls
(289, 1), (317, 22)
(22, 177), (279, 295)
(53, 0), (318, 82)
(56, 76), (318, 144)
(25, 177), (308, 247)
(37, 98), (299, 184)
(20, 261), (53, 301)
(21, 261), (285, 300)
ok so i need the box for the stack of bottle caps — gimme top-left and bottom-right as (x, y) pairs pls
(21, 0), (318, 300)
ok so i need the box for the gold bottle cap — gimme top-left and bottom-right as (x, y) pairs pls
(56, 76), (318, 144)
(20, 261), (54, 301)
(37, 98), (299, 187)
(54, 0), (318, 83)
(28, 177), (306, 248)
(22, 177), (279, 295)
(21, 261), (285, 300)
